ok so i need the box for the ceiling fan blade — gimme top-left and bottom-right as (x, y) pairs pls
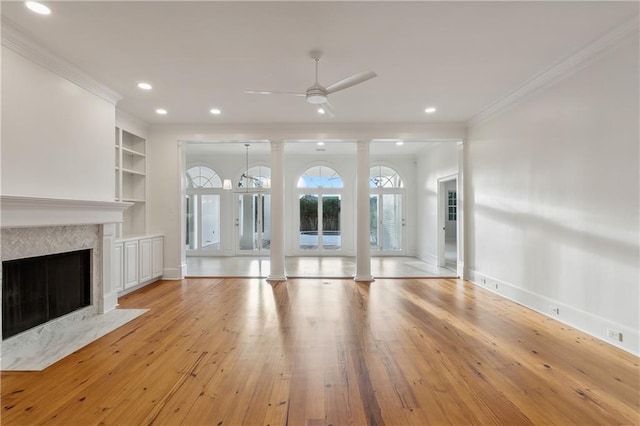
(318, 101), (335, 118)
(325, 70), (377, 94)
(244, 90), (305, 96)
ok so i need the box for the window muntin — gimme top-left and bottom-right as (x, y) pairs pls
(370, 166), (403, 188)
(186, 166), (222, 188)
(448, 191), (457, 221)
(297, 166), (343, 188)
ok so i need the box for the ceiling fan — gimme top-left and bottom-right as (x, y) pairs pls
(244, 50), (377, 118)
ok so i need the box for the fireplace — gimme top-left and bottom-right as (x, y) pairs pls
(1, 196), (131, 347)
(0, 197), (150, 371)
(3, 249), (92, 339)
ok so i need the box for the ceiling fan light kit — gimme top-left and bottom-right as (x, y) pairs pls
(245, 51), (377, 115)
(306, 85), (328, 104)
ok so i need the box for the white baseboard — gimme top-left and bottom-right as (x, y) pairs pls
(417, 251), (439, 266)
(468, 269), (639, 356)
(160, 266), (184, 280)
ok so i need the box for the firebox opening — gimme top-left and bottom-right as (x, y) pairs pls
(2, 249), (91, 339)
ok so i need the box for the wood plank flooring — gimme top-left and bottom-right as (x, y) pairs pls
(2, 278), (639, 425)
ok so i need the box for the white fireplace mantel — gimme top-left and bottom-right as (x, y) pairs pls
(1, 195), (132, 228)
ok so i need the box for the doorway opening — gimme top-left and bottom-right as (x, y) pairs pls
(297, 165), (343, 253)
(438, 175), (458, 271)
(369, 165), (405, 254)
(235, 164), (271, 255)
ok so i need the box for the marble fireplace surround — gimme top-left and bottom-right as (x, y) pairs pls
(1, 195), (146, 370)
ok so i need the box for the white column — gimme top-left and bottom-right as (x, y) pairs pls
(355, 140), (374, 282)
(101, 223), (118, 313)
(457, 140), (465, 279)
(268, 140), (287, 281)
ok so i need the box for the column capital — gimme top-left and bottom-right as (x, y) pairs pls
(270, 140), (285, 150)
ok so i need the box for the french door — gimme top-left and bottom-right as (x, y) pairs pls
(236, 193), (271, 254)
(370, 192), (404, 253)
(299, 193), (342, 252)
(186, 193), (221, 253)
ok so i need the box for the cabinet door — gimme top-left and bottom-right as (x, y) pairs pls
(114, 242), (124, 292)
(152, 237), (163, 278)
(124, 241), (139, 289)
(139, 238), (153, 283)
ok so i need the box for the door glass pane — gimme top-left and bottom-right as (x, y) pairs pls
(261, 194), (271, 250)
(186, 194), (196, 250)
(370, 195), (378, 249)
(382, 194), (403, 251)
(201, 195), (220, 250)
(322, 195), (341, 250)
(299, 194), (318, 250)
(238, 194), (257, 250)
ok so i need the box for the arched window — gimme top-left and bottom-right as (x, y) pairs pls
(186, 166), (222, 188)
(370, 165), (403, 188)
(238, 166), (271, 189)
(297, 165), (343, 188)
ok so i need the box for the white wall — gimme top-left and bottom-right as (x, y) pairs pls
(466, 37), (639, 354)
(1, 47), (115, 201)
(415, 142), (459, 265)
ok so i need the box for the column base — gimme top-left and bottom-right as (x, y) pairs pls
(354, 275), (375, 282)
(267, 275), (287, 282)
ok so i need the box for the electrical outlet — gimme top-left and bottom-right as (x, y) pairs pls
(481, 278), (487, 284)
(550, 305), (560, 315)
(494, 283), (499, 290)
(607, 328), (623, 342)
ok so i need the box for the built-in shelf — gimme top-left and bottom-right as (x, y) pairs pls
(121, 168), (145, 176)
(115, 127), (147, 238)
(122, 146), (146, 157)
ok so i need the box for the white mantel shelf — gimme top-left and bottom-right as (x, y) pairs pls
(1, 195), (132, 228)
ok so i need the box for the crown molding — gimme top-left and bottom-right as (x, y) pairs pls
(468, 15), (640, 129)
(1, 17), (123, 105)
(149, 121), (468, 142)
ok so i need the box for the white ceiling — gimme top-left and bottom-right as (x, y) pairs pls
(2, 1), (637, 126)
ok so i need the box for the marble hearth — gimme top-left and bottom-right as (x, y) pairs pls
(1, 196), (146, 370)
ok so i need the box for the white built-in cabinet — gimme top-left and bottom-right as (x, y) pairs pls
(123, 239), (139, 289)
(114, 125), (164, 297)
(116, 234), (164, 294)
(138, 237), (153, 283)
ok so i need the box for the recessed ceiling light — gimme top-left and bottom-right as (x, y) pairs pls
(317, 108), (325, 114)
(155, 109), (167, 115)
(424, 107), (437, 114)
(210, 108), (221, 115)
(396, 141), (404, 146)
(25, 1), (51, 15)
(317, 141), (325, 146)
(137, 82), (152, 90)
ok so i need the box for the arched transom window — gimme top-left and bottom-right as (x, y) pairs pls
(186, 166), (222, 188)
(370, 165), (403, 188)
(297, 166), (343, 188)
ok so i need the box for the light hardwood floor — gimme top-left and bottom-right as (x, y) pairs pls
(2, 277), (638, 425)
